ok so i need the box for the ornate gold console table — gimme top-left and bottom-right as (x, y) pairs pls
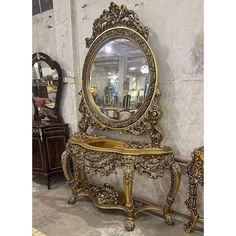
(62, 134), (181, 231)
(184, 146), (204, 232)
(61, 2), (182, 232)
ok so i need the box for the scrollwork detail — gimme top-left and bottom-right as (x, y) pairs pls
(134, 153), (174, 179)
(85, 2), (149, 48)
(84, 183), (119, 205)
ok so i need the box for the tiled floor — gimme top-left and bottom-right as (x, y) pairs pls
(33, 176), (203, 236)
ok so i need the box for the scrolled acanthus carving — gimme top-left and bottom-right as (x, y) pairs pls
(67, 143), (123, 177)
(134, 154), (175, 179)
(85, 2), (149, 48)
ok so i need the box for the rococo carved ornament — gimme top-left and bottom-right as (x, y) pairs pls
(184, 146), (204, 233)
(79, 1), (163, 146)
(62, 2), (181, 232)
(85, 2), (149, 48)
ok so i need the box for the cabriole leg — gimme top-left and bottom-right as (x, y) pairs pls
(61, 150), (78, 205)
(163, 162), (181, 225)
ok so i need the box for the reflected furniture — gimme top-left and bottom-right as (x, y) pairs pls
(32, 52), (69, 189)
(184, 146), (204, 232)
(61, 2), (181, 231)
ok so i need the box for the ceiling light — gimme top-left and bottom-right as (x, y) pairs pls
(105, 45), (112, 53)
(140, 65), (149, 74)
(129, 67), (136, 71)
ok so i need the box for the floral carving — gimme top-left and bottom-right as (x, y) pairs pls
(84, 183), (119, 205)
(134, 154), (175, 179)
(85, 2), (149, 48)
(184, 146), (204, 232)
(67, 143), (123, 177)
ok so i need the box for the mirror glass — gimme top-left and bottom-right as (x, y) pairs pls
(90, 39), (150, 120)
(32, 61), (58, 109)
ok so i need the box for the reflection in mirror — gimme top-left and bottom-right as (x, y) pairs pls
(90, 39), (150, 120)
(32, 61), (58, 109)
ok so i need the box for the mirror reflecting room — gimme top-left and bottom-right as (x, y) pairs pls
(90, 39), (150, 120)
(32, 61), (58, 109)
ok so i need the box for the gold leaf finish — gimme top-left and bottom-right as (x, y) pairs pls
(85, 2), (149, 48)
(61, 2), (181, 232)
(184, 146), (204, 232)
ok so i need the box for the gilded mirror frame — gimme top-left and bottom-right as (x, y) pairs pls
(79, 2), (163, 146)
(32, 52), (63, 122)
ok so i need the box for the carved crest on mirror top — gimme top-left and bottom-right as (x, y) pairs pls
(78, 2), (163, 147)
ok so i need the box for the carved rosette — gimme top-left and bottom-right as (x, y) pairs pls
(85, 2), (149, 48)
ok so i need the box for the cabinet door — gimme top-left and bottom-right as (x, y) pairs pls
(44, 126), (67, 171)
(32, 136), (45, 171)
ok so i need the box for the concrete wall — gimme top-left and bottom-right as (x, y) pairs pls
(32, 0), (203, 217)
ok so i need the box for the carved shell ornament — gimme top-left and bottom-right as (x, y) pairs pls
(79, 2), (163, 146)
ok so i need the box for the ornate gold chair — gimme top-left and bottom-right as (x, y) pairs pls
(184, 146), (204, 232)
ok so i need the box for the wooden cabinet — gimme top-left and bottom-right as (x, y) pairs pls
(32, 52), (68, 189)
(33, 122), (69, 189)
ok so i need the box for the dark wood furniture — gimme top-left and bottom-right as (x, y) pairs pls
(32, 52), (69, 189)
(33, 122), (69, 189)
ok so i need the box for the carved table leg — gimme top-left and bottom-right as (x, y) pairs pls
(184, 181), (199, 233)
(123, 156), (135, 231)
(163, 161), (181, 225)
(61, 150), (78, 205)
(184, 147), (204, 233)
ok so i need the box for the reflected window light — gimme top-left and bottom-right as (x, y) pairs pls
(129, 67), (136, 71)
(105, 45), (112, 53)
(140, 65), (149, 74)
(132, 78), (136, 81)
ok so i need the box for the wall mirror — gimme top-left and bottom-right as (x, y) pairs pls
(79, 2), (162, 145)
(32, 52), (62, 122)
(90, 38), (150, 121)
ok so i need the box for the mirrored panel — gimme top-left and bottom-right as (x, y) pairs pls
(32, 61), (58, 109)
(90, 39), (150, 120)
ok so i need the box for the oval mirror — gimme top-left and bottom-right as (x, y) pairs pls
(90, 39), (150, 121)
(82, 27), (157, 129)
(32, 60), (58, 109)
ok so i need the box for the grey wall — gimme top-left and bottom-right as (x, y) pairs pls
(32, 0), (203, 216)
